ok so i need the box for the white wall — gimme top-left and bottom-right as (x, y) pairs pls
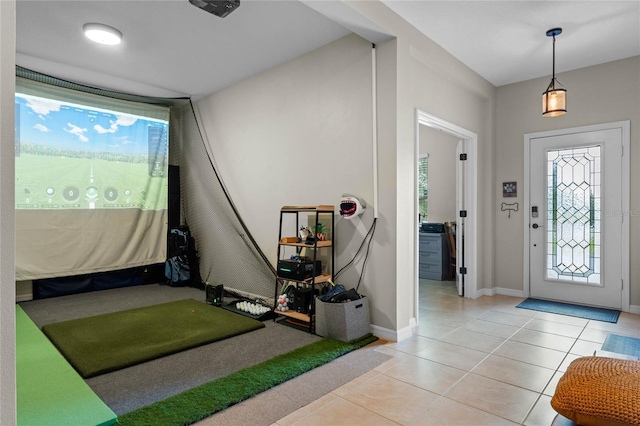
(195, 34), (374, 262)
(193, 34), (399, 328)
(191, 1), (497, 337)
(419, 124), (457, 223)
(364, 0), (496, 324)
(0, 0), (16, 423)
(495, 56), (640, 308)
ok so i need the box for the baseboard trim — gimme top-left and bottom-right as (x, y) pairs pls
(370, 323), (413, 342)
(16, 280), (34, 302)
(474, 287), (525, 298)
(494, 287), (526, 298)
(16, 294), (33, 302)
(478, 287), (496, 296)
(629, 304), (640, 315)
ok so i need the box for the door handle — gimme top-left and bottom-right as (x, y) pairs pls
(532, 223), (541, 229)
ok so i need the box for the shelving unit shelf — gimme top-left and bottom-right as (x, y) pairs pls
(279, 240), (333, 248)
(274, 205), (334, 333)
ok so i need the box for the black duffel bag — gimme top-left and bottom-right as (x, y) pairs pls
(328, 288), (361, 303)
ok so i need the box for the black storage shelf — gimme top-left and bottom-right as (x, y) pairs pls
(273, 205), (335, 333)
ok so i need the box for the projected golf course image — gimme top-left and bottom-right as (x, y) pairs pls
(15, 92), (168, 211)
(16, 153), (168, 210)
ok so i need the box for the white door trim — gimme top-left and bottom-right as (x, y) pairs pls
(523, 121), (630, 312)
(415, 109), (478, 321)
(455, 139), (464, 296)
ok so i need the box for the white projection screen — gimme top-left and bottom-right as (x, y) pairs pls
(15, 77), (170, 280)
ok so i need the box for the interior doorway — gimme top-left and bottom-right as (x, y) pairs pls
(418, 127), (459, 290)
(414, 110), (478, 323)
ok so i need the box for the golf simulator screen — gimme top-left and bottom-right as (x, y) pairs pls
(15, 93), (168, 210)
(15, 78), (171, 280)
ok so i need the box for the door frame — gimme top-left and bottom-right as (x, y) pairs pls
(415, 109), (478, 319)
(523, 121), (630, 312)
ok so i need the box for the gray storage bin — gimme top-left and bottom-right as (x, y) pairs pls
(315, 296), (370, 342)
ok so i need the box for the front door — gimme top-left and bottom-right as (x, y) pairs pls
(528, 125), (626, 309)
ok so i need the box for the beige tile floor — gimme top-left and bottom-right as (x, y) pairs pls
(273, 279), (640, 425)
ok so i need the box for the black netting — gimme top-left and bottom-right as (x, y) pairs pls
(16, 66), (185, 107)
(177, 102), (276, 306)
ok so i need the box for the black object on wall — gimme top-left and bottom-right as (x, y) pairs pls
(168, 165), (180, 229)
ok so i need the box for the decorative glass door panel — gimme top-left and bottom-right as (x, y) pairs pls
(546, 146), (601, 285)
(528, 125), (625, 310)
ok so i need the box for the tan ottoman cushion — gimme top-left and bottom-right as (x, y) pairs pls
(551, 356), (640, 426)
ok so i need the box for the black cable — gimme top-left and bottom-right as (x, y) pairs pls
(355, 218), (377, 293)
(334, 218), (376, 278)
(334, 218), (377, 288)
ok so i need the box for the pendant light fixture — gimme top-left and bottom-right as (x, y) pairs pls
(542, 27), (566, 117)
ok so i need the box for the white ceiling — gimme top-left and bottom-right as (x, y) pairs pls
(382, 0), (640, 87)
(16, 0), (352, 98)
(15, 1), (640, 99)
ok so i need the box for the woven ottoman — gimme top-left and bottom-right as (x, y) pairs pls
(551, 356), (640, 426)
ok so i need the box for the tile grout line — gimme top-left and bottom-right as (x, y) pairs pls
(386, 307), (543, 424)
(519, 316), (591, 425)
(280, 284), (638, 426)
(417, 307), (597, 424)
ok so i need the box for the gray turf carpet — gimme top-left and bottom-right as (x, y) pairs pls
(20, 284), (390, 419)
(20, 284), (321, 414)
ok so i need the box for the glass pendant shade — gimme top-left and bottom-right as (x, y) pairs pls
(542, 80), (566, 117)
(542, 28), (566, 117)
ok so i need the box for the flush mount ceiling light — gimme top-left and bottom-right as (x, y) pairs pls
(542, 28), (566, 117)
(83, 23), (122, 45)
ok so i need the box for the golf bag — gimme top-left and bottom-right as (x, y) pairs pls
(165, 226), (203, 288)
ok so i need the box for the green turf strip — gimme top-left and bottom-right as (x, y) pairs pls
(118, 334), (378, 426)
(16, 305), (117, 426)
(42, 299), (265, 378)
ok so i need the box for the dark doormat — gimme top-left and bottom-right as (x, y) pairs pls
(516, 298), (619, 323)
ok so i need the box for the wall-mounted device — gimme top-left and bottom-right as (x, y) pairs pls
(188, 0), (240, 18)
(339, 194), (366, 219)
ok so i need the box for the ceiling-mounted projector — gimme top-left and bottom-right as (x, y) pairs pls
(189, 0), (240, 18)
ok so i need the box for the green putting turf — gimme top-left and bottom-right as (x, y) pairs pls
(16, 305), (117, 426)
(42, 299), (265, 378)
